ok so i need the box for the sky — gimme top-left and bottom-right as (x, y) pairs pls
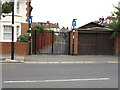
(31, 0), (120, 28)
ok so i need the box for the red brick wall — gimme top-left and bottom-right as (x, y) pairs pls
(1, 42), (29, 55)
(114, 34), (120, 55)
(21, 23), (29, 34)
(70, 32), (78, 55)
(26, 2), (30, 22)
(20, 1), (30, 35)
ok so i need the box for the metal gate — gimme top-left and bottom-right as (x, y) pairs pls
(32, 30), (70, 55)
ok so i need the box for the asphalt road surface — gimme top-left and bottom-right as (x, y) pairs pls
(2, 63), (118, 88)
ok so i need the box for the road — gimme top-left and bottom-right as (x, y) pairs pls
(2, 63), (118, 88)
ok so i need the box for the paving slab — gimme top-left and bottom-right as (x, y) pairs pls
(0, 55), (119, 64)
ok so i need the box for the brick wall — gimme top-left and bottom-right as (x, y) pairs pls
(26, 2), (30, 22)
(1, 42), (29, 55)
(20, 1), (30, 35)
(70, 32), (78, 55)
(115, 34), (120, 55)
(21, 23), (29, 35)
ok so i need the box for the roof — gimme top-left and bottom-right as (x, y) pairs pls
(77, 27), (113, 33)
(78, 22), (104, 29)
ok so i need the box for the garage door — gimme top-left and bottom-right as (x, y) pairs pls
(78, 33), (114, 55)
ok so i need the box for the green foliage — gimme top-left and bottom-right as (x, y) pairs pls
(46, 28), (54, 32)
(32, 25), (54, 32)
(108, 21), (119, 31)
(0, 1), (2, 17)
(2, 2), (12, 13)
(17, 33), (30, 42)
(107, 6), (120, 38)
(32, 25), (45, 31)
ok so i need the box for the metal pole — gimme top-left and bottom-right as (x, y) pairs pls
(52, 31), (54, 54)
(28, 0), (32, 55)
(34, 30), (37, 54)
(11, 1), (14, 60)
(72, 26), (75, 55)
(72, 19), (77, 55)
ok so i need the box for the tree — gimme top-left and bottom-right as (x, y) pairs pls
(17, 33), (30, 42)
(32, 25), (45, 31)
(0, 1), (2, 19)
(2, 2), (12, 13)
(108, 6), (120, 37)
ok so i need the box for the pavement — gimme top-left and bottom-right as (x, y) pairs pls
(0, 54), (119, 64)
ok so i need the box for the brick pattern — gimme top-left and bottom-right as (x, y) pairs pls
(74, 32), (78, 55)
(21, 23), (29, 34)
(70, 32), (73, 54)
(70, 32), (78, 55)
(115, 34), (120, 55)
(1, 42), (29, 55)
(26, 2), (30, 22)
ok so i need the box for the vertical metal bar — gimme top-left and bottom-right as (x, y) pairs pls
(29, 30), (32, 55)
(72, 31), (74, 55)
(68, 32), (71, 55)
(34, 30), (37, 54)
(95, 33), (97, 55)
(11, 1), (14, 60)
(52, 31), (54, 54)
(41, 32), (42, 54)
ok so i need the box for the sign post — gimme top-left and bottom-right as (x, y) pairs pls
(28, 17), (32, 24)
(72, 19), (77, 29)
(72, 19), (77, 55)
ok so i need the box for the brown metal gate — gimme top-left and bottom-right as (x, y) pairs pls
(78, 32), (114, 55)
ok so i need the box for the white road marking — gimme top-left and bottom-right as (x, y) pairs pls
(4, 78), (110, 83)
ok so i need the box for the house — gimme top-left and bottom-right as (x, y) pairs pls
(118, 1), (120, 8)
(0, 0), (31, 42)
(32, 21), (60, 32)
(77, 22), (104, 29)
(60, 27), (69, 32)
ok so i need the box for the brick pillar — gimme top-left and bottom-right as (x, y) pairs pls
(117, 34), (120, 55)
(115, 34), (120, 55)
(0, 42), (2, 55)
(70, 32), (73, 54)
(74, 32), (78, 55)
(70, 31), (78, 55)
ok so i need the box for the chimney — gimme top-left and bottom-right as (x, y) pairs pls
(118, 1), (120, 8)
(47, 21), (50, 24)
(56, 23), (59, 26)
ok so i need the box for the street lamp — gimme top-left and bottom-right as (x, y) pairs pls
(11, 1), (14, 60)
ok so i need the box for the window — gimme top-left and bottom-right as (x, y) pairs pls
(17, 1), (20, 14)
(3, 25), (12, 40)
(16, 26), (19, 38)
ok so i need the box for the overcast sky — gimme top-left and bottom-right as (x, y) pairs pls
(31, 0), (120, 28)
